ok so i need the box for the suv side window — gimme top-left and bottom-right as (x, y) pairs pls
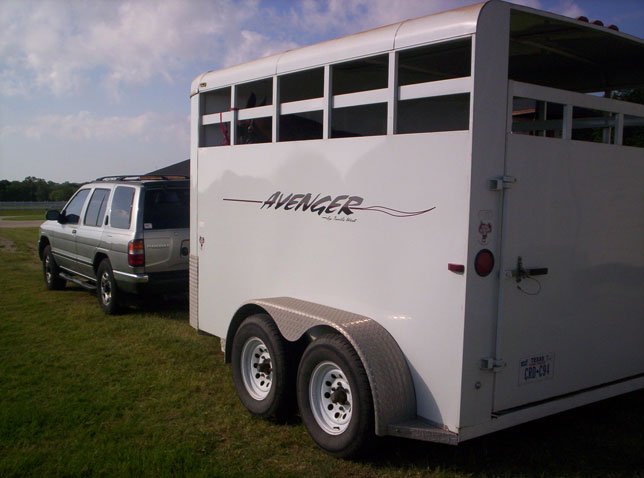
(63, 189), (91, 225)
(110, 186), (135, 230)
(84, 188), (110, 227)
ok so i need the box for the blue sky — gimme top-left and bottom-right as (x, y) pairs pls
(1, 0), (643, 183)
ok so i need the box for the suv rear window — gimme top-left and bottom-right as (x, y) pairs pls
(143, 187), (189, 229)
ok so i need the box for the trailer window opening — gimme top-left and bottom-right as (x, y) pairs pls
(203, 87), (231, 115)
(331, 103), (387, 138)
(237, 116), (272, 144)
(512, 98), (564, 138)
(200, 87), (232, 147)
(398, 38), (471, 86)
(280, 68), (324, 103)
(201, 122), (230, 147)
(570, 107), (616, 144)
(510, 86), (644, 148)
(398, 94), (470, 134)
(236, 78), (273, 109)
(278, 69), (324, 142)
(279, 111), (323, 142)
(332, 55), (388, 96)
(623, 115), (644, 148)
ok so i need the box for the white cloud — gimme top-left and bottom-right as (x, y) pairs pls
(0, 0), (282, 97)
(18, 111), (188, 143)
(222, 30), (298, 68)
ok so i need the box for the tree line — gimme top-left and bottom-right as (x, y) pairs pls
(0, 177), (82, 202)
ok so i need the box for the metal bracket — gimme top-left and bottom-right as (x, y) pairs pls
(481, 357), (506, 372)
(504, 256), (549, 283)
(488, 175), (517, 191)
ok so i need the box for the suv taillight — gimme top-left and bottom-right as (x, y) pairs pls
(128, 239), (145, 267)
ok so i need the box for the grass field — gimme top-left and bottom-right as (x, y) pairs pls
(0, 209), (46, 221)
(1, 227), (642, 477)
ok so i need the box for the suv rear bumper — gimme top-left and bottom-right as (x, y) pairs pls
(114, 269), (188, 295)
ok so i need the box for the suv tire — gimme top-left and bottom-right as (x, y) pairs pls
(43, 245), (66, 290)
(97, 259), (121, 315)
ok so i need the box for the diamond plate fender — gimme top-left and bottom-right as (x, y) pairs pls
(226, 296), (417, 436)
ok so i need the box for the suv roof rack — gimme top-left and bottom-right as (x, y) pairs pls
(95, 175), (189, 182)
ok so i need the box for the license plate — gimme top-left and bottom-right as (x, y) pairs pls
(518, 353), (554, 385)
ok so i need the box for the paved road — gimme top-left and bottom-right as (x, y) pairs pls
(0, 217), (44, 228)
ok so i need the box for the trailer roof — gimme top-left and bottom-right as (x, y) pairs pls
(191, 2), (484, 94)
(192, 0), (644, 95)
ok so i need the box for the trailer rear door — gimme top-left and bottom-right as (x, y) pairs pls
(493, 134), (644, 413)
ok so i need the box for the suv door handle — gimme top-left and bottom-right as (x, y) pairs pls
(72, 229), (77, 234)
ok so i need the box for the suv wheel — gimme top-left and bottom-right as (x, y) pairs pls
(97, 259), (121, 314)
(43, 245), (66, 290)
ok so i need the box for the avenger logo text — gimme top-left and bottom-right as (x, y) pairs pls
(223, 192), (436, 219)
(261, 192), (363, 216)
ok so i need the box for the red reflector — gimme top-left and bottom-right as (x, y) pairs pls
(448, 263), (465, 273)
(128, 239), (145, 267)
(475, 249), (495, 277)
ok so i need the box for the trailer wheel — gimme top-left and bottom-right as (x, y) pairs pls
(231, 314), (293, 420)
(43, 245), (66, 290)
(297, 334), (374, 458)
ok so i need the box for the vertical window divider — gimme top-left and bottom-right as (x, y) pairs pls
(562, 104), (573, 140)
(230, 85), (238, 145)
(615, 112), (624, 146)
(273, 75), (279, 143)
(387, 50), (398, 135)
(323, 65), (331, 140)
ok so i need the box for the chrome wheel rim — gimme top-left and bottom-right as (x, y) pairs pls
(100, 271), (112, 305)
(44, 255), (53, 284)
(240, 337), (272, 400)
(309, 361), (352, 435)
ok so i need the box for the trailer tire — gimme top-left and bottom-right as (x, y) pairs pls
(231, 314), (293, 420)
(297, 333), (374, 458)
(43, 245), (66, 290)
(97, 259), (121, 315)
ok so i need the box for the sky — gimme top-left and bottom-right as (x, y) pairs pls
(1, 0), (643, 183)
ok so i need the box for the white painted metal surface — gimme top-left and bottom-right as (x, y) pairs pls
(195, 133), (472, 430)
(189, 0), (644, 445)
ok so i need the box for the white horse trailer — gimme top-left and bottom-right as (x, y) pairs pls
(189, 0), (644, 457)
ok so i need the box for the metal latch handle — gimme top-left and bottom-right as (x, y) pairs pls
(506, 256), (548, 283)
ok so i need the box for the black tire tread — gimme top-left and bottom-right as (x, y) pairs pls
(230, 314), (295, 420)
(297, 333), (374, 458)
(43, 245), (66, 290)
(96, 259), (121, 315)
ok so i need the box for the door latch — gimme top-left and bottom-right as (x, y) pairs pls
(488, 175), (516, 191)
(481, 357), (506, 372)
(506, 256), (548, 283)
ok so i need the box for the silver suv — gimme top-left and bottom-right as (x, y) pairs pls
(38, 175), (190, 314)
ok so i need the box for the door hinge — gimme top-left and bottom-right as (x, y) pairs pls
(481, 357), (506, 372)
(487, 175), (516, 191)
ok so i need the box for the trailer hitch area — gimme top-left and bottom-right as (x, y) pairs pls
(506, 256), (549, 283)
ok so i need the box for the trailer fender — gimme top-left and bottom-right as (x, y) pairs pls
(227, 296), (417, 436)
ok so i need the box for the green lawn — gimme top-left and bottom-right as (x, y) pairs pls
(0, 209), (47, 218)
(1, 227), (642, 477)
